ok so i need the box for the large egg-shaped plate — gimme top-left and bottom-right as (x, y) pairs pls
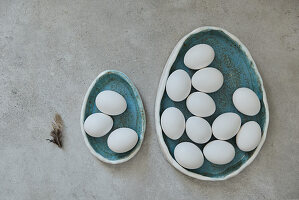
(155, 27), (269, 180)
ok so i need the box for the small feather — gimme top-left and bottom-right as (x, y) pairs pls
(47, 114), (63, 148)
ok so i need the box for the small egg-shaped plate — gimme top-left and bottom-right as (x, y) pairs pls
(155, 26), (269, 181)
(81, 70), (146, 164)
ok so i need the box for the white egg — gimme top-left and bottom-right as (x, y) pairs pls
(166, 69), (191, 102)
(161, 107), (185, 140)
(212, 112), (241, 140)
(203, 140), (235, 165)
(83, 113), (113, 137)
(186, 116), (212, 144)
(192, 67), (223, 93)
(184, 44), (215, 70)
(107, 128), (138, 153)
(186, 92), (216, 117)
(174, 142), (204, 169)
(236, 121), (262, 152)
(96, 90), (127, 116)
(233, 88), (261, 116)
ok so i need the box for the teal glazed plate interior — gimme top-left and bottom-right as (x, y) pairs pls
(155, 26), (269, 181)
(80, 70), (146, 164)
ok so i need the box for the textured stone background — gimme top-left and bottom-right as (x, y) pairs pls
(0, 0), (298, 199)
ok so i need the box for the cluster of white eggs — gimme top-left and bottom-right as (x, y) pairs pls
(161, 44), (262, 169)
(84, 90), (138, 153)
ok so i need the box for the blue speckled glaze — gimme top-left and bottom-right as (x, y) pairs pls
(83, 70), (146, 162)
(160, 29), (266, 178)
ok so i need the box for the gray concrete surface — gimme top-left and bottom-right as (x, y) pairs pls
(0, 0), (298, 199)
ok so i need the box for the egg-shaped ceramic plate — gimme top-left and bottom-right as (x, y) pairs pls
(81, 70), (146, 164)
(155, 26), (269, 181)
